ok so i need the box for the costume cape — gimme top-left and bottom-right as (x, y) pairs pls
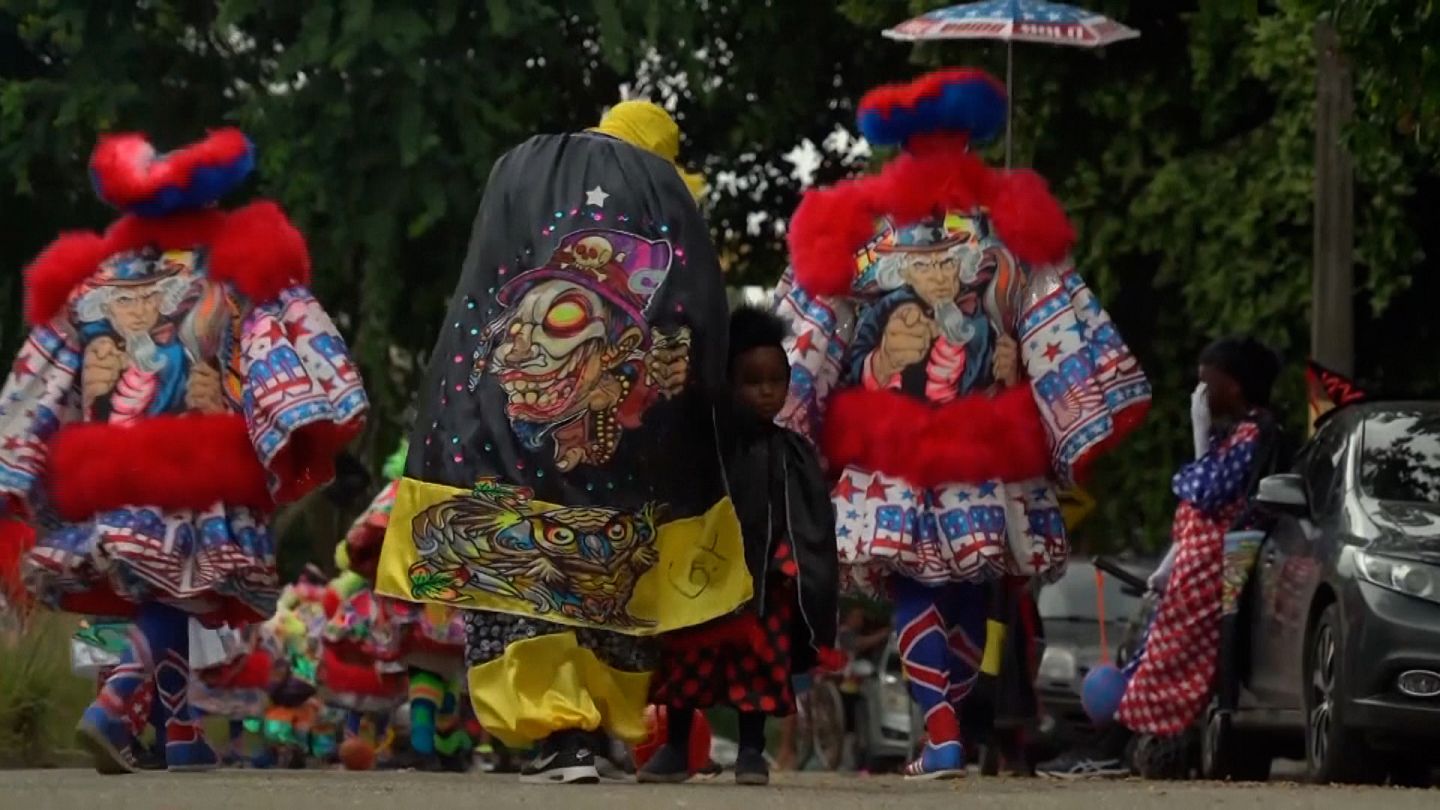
(378, 131), (745, 746)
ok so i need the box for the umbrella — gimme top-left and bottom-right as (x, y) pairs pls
(883, 1), (1140, 166)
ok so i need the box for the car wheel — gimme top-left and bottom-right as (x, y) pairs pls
(1133, 732), (1195, 781)
(1200, 701), (1271, 782)
(1304, 604), (1383, 784)
(808, 680), (846, 771)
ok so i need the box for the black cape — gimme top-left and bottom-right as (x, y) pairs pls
(407, 132), (729, 523)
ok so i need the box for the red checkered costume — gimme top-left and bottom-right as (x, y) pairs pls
(1117, 420), (1262, 736)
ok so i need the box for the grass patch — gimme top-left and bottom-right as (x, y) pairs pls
(0, 611), (93, 767)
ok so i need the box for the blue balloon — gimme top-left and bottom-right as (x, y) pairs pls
(1081, 663), (1129, 725)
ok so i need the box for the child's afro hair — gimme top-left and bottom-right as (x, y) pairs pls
(728, 306), (789, 369)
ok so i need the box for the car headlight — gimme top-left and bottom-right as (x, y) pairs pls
(1355, 550), (1440, 604)
(881, 680), (910, 716)
(1038, 648), (1078, 684)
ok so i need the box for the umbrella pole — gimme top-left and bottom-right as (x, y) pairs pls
(1005, 39), (1014, 168)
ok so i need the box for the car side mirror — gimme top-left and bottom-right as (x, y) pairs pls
(1256, 473), (1308, 516)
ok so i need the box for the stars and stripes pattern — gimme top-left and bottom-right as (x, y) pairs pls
(884, 0), (1141, 48)
(243, 288), (367, 471)
(774, 268), (851, 444)
(3, 277), (363, 625)
(1117, 422), (1262, 737)
(832, 469), (1067, 595)
(1023, 265), (1150, 482)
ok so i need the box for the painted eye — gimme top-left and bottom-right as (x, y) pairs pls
(545, 526), (576, 546)
(607, 522), (628, 541)
(543, 294), (591, 338)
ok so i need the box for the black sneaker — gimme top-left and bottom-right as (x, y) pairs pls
(694, 759), (723, 780)
(636, 743), (691, 784)
(734, 748), (770, 786)
(586, 732), (632, 781)
(1037, 751), (1129, 780)
(519, 732), (600, 785)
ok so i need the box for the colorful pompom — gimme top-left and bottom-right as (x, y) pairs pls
(90, 128), (255, 216)
(857, 68), (1007, 148)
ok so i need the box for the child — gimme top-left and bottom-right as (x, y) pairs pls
(641, 307), (839, 786)
(1116, 336), (1281, 751)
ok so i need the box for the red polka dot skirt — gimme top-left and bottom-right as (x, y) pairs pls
(651, 540), (798, 716)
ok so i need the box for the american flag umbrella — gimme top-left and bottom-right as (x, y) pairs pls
(883, 1), (1140, 166)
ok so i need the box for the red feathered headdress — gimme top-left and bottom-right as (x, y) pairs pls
(788, 68), (1074, 299)
(22, 129), (309, 326)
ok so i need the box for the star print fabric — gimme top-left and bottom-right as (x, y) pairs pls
(832, 471), (1066, 594)
(1116, 419), (1262, 736)
(775, 260), (1146, 595)
(1171, 421), (1261, 516)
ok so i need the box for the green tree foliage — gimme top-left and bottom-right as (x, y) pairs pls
(1, 0), (1436, 554)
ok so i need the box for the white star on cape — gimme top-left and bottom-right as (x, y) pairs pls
(585, 185), (610, 207)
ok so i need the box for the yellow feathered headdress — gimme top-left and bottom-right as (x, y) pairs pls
(591, 100), (706, 201)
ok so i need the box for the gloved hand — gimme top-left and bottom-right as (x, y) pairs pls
(1191, 382), (1212, 459)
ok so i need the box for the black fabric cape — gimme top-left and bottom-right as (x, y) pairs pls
(721, 407), (839, 670)
(407, 132), (728, 523)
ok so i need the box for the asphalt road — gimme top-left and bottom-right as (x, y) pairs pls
(5, 770), (1437, 810)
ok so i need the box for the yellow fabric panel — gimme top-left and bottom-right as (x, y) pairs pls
(981, 619), (1007, 677)
(377, 476), (751, 636)
(466, 632), (652, 748)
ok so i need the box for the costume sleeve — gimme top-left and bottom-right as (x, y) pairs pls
(345, 479), (398, 550)
(774, 267), (856, 444)
(1017, 263), (1151, 484)
(239, 286), (368, 504)
(0, 320), (83, 518)
(1172, 420), (1263, 516)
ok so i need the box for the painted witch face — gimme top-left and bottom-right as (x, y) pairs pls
(488, 279), (642, 424)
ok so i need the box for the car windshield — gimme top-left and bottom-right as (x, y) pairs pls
(1361, 409), (1440, 504)
(1037, 564), (1138, 621)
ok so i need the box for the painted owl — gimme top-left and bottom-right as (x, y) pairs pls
(410, 479), (659, 627)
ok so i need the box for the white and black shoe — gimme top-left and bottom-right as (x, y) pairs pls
(588, 732), (634, 782)
(1036, 751), (1130, 780)
(519, 733), (600, 785)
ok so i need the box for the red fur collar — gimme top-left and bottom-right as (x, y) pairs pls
(788, 144), (1075, 298)
(23, 200), (310, 325)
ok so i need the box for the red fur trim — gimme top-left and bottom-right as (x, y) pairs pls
(821, 385), (1050, 489)
(271, 417), (366, 505)
(23, 232), (113, 325)
(322, 587), (342, 620)
(24, 203), (309, 325)
(787, 147), (1074, 299)
(207, 200), (311, 302)
(1071, 398), (1150, 484)
(985, 170), (1076, 275)
(201, 648), (274, 688)
(105, 208), (228, 256)
(45, 414), (273, 523)
(320, 647), (405, 696)
(90, 128), (250, 208)
(0, 516), (36, 608)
